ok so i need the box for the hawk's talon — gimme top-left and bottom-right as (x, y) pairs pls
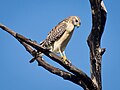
(61, 56), (71, 64)
(62, 56), (67, 62)
(65, 60), (71, 64)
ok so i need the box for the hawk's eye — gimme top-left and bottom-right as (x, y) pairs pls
(75, 20), (78, 22)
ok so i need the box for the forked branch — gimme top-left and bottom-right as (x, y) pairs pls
(0, 24), (96, 89)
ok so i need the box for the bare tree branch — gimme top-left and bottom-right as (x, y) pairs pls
(16, 33), (97, 89)
(87, 0), (107, 90)
(0, 24), (96, 89)
(19, 41), (88, 90)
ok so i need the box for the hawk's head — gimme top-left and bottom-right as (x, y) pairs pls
(68, 16), (81, 28)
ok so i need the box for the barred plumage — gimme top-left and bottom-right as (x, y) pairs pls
(40, 16), (81, 63)
(40, 22), (67, 48)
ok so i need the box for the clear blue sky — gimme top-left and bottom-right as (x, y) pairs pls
(0, 0), (119, 90)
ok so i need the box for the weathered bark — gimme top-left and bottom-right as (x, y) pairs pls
(0, 0), (107, 90)
(87, 0), (107, 90)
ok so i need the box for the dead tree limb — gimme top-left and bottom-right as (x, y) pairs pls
(0, 24), (87, 88)
(19, 41), (88, 90)
(87, 0), (107, 90)
(0, 24), (96, 89)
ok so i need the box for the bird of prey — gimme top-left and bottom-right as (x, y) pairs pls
(39, 16), (81, 62)
(30, 16), (81, 63)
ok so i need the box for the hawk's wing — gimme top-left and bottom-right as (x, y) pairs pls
(47, 22), (67, 42)
(40, 22), (67, 47)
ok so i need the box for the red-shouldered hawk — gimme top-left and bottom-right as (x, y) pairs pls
(40, 16), (81, 62)
(30, 16), (81, 63)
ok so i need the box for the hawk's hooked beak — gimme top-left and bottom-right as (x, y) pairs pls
(76, 22), (81, 28)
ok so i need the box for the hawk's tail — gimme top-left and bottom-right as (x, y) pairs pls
(29, 40), (47, 63)
(29, 51), (43, 63)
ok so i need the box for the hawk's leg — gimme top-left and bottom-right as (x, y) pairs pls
(62, 51), (67, 61)
(59, 50), (71, 64)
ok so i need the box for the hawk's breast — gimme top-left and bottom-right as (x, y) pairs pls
(52, 29), (74, 53)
